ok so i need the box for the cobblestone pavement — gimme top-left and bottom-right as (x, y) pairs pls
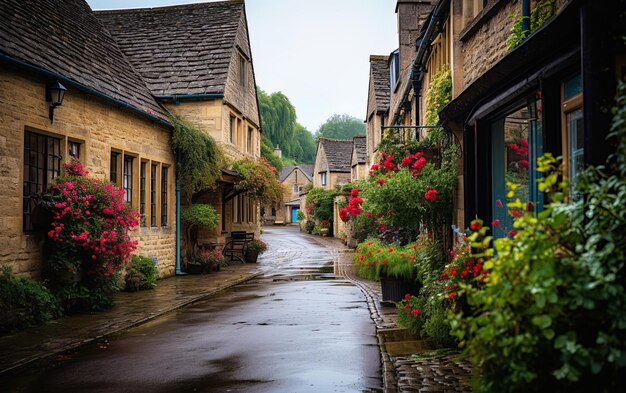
(309, 231), (473, 393)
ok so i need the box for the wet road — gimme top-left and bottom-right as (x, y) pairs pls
(3, 226), (382, 392)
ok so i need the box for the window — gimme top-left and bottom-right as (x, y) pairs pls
(150, 164), (157, 227)
(490, 93), (543, 238)
(68, 141), (80, 159)
(293, 184), (301, 193)
(161, 166), (168, 226)
(232, 195), (239, 223)
(23, 131), (61, 231)
(239, 55), (246, 87)
(561, 73), (583, 186)
(320, 171), (328, 187)
(123, 155), (134, 203)
(229, 115), (235, 143)
(110, 152), (120, 184)
(247, 127), (253, 153)
(140, 162), (146, 227)
(389, 49), (399, 90)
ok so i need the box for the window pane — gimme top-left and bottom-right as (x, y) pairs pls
(161, 167), (168, 226)
(151, 164), (157, 227)
(110, 152), (119, 184)
(140, 162), (146, 227)
(123, 156), (133, 203)
(568, 108), (584, 184)
(564, 74), (582, 100)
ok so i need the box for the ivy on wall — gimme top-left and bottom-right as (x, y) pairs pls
(506, 0), (555, 51)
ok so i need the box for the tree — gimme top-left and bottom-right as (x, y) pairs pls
(315, 114), (365, 140)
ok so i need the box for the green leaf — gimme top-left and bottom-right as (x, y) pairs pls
(531, 315), (552, 329)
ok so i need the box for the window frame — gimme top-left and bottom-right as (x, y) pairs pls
(68, 141), (81, 160)
(150, 163), (157, 227)
(320, 171), (328, 187)
(23, 130), (62, 232)
(229, 115), (236, 144)
(561, 74), (584, 185)
(123, 155), (134, 204)
(161, 166), (168, 226)
(239, 55), (246, 87)
(110, 151), (120, 184)
(140, 161), (147, 227)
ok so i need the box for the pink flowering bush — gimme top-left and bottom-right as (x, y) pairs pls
(41, 160), (138, 312)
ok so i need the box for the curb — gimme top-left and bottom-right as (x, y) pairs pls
(0, 271), (263, 375)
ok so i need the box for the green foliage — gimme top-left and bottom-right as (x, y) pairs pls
(353, 239), (424, 281)
(315, 113), (366, 139)
(0, 267), (62, 334)
(260, 135), (284, 172)
(170, 116), (225, 199)
(424, 67), (452, 132)
(506, 0), (555, 51)
(126, 255), (158, 291)
(450, 83), (626, 392)
(304, 220), (315, 234)
(257, 87), (316, 163)
(305, 187), (336, 223)
(190, 249), (225, 273)
(232, 158), (284, 206)
(181, 204), (218, 229)
(296, 210), (305, 221)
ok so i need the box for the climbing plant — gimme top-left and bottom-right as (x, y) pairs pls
(506, 0), (555, 51)
(170, 116), (225, 199)
(232, 158), (284, 206)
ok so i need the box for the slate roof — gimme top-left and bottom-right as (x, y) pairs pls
(279, 165), (314, 182)
(370, 55), (390, 112)
(319, 138), (354, 173)
(0, 0), (169, 123)
(352, 136), (367, 165)
(96, 1), (244, 97)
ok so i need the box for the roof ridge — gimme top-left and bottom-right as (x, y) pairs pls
(95, 0), (242, 14)
(370, 54), (389, 61)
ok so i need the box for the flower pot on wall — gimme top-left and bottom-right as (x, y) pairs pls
(380, 276), (420, 302)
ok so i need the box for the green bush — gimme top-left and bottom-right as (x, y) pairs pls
(125, 255), (158, 291)
(0, 267), (62, 334)
(305, 220), (315, 234)
(296, 210), (305, 221)
(450, 83), (626, 392)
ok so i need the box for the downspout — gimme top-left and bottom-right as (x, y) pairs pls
(175, 151), (186, 275)
(521, 0), (531, 37)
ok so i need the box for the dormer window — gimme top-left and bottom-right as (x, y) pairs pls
(389, 49), (399, 90)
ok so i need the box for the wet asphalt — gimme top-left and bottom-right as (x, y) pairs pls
(1, 226), (382, 393)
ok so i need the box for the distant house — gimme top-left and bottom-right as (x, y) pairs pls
(267, 165), (313, 225)
(0, 0), (176, 277)
(312, 138), (353, 190)
(97, 0), (262, 245)
(365, 55), (390, 168)
(350, 136), (368, 180)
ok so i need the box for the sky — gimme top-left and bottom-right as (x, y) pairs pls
(87, 0), (399, 132)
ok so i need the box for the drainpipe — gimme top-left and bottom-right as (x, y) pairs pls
(521, 0), (531, 37)
(175, 152), (186, 275)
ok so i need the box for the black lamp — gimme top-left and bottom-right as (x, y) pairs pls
(46, 81), (67, 123)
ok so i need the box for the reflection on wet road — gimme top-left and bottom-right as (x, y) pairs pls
(3, 226), (382, 392)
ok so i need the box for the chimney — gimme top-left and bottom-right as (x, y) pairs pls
(396, 1), (434, 76)
(273, 144), (282, 159)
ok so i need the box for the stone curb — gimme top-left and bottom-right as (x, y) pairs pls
(0, 271), (263, 375)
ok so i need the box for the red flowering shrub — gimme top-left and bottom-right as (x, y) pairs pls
(41, 160), (138, 312)
(339, 188), (363, 222)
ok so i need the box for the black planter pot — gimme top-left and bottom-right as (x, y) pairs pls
(380, 276), (420, 302)
(245, 249), (260, 263)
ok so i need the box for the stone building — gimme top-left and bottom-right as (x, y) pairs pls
(312, 138), (354, 190)
(350, 136), (368, 180)
(0, 0), (176, 277)
(274, 165), (313, 225)
(376, 0), (626, 235)
(365, 55), (391, 168)
(97, 0), (262, 246)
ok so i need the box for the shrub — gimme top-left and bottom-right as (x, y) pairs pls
(41, 160), (138, 312)
(296, 210), (305, 221)
(0, 267), (62, 334)
(125, 255), (158, 292)
(305, 220), (315, 234)
(450, 84), (626, 392)
(181, 203), (218, 261)
(191, 249), (225, 273)
(232, 158), (284, 206)
(247, 239), (268, 254)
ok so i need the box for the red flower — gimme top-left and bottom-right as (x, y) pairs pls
(351, 188), (359, 198)
(518, 159), (529, 169)
(424, 188), (438, 202)
(496, 199), (503, 208)
(509, 143), (519, 151)
(365, 211), (371, 218)
(404, 293), (411, 300)
(411, 157), (427, 171)
(370, 163), (380, 171)
(448, 292), (457, 300)
(377, 178), (385, 186)
(404, 303), (410, 311)
(449, 250), (455, 258)
(410, 309), (421, 316)
(470, 220), (481, 231)
(401, 156), (412, 167)
(509, 230), (518, 236)
(491, 218), (501, 227)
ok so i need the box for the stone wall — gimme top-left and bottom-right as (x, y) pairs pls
(0, 67), (176, 278)
(312, 144), (328, 188)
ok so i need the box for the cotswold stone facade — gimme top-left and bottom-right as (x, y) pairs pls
(0, 67), (175, 278)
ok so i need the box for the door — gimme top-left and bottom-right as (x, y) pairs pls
(291, 208), (299, 223)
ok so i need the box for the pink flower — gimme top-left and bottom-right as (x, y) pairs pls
(491, 219), (500, 227)
(496, 199), (504, 208)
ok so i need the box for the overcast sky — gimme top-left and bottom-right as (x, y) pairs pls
(87, 0), (398, 132)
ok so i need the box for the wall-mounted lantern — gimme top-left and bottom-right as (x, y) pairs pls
(46, 81), (67, 124)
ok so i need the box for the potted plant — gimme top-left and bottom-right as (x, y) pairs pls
(245, 239), (267, 263)
(319, 220), (330, 236)
(181, 204), (218, 273)
(187, 249), (225, 274)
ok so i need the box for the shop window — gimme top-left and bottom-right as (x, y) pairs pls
(23, 130), (61, 231)
(490, 93), (543, 237)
